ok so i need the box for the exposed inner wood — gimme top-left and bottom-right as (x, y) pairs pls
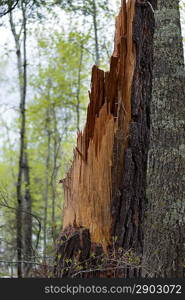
(62, 0), (136, 250)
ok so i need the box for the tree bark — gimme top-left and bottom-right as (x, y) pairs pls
(143, 0), (185, 277)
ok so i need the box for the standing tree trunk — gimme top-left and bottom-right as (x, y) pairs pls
(21, 1), (32, 277)
(51, 106), (58, 242)
(43, 106), (51, 261)
(50, 104), (62, 242)
(143, 0), (185, 277)
(92, 0), (100, 66)
(54, 0), (156, 278)
(9, 0), (32, 277)
(10, 7), (23, 279)
(76, 39), (84, 131)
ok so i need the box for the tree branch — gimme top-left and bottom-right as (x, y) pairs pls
(0, 0), (19, 17)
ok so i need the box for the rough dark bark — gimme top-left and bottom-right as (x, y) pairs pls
(111, 1), (156, 277)
(54, 227), (92, 278)
(143, 0), (185, 277)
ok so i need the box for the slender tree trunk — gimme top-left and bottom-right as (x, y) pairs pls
(51, 105), (61, 242)
(43, 107), (51, 261)
(9, 0), (32, 277)
(10, 8), (23, 279)
(51, 107), (57, 241)
(76, 40), (84, 131)
(92, 0), (100, 65)
(21, 1), (32, 277)
(143, 0), (185, 277)
(23, 153), (32, 276)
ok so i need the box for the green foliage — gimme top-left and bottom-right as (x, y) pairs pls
(55, 0), (110, 16)
(0, 26), (91, 277)
(54, 0), (116, 66)
(25, 28), (90, 256)
(0, 0), (117, 277)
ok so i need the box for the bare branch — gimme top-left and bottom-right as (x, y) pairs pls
(0, 0), (19, 17)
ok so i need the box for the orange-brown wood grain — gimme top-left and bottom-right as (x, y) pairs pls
(61, 0), (136, 251)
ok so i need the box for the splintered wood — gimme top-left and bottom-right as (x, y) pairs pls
(62, 0), (136, 250)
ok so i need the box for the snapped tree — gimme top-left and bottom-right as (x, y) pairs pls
(54, 0), (185, 278)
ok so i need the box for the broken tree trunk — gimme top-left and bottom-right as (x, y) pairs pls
(54, 0), (156, 278)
